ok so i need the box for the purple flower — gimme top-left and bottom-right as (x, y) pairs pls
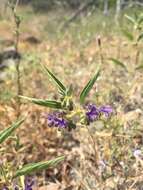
(99, 105), (113, 117)
(24, 178), (34, 190)
(47, 112), (68, 128)
(85, 104), (113, 123)
(86, 104), (100, 122)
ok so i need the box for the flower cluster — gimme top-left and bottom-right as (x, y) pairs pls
(45, 103), (113, 129)
(46, 112), (68, 128)
(86, 104), (113, 123)
(24, 178), (34, 190)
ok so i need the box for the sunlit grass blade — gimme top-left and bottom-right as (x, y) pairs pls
(138, 16), (143, 25)
(19, 96), (62, 109)
(42, 65), (67, 94)
(125, 14), (135, 24)
(135, 64), (143, 70)
(122, 29), (134, 41)
(0, 118), (25, 144)
(14, 156), (65, 178)
(109, 58), (127, 70)
(80, 68), (100, 104)
(137, 33), (143, 42)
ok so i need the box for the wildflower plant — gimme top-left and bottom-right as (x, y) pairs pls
(20, 65), (113, 131)
(19, 65), (114, 187)
(0, 118), (64, 190)
(8, 0), (23, 116)
(123, 13), (143, 43)
(123, 13), (143, 66)
(109, 13), (143, 71)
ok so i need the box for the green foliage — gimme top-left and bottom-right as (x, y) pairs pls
(80, 67), (100, 104)
(21, 65), (100, 108)
(0, 118), (25, 144)
(135, 64), (143, 70)
(0, 118), (64, 188)
(137, 32), (143, 41)
(125, 14), (136, 25)
(109, 58), (127, 70)
(14, 156), (65, 178)
(42, 65), (67, 95)
(124, 13), (143, 42)
(20, 96), (62, 109)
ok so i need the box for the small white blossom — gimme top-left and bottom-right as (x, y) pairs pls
(133, 149), (142, 158)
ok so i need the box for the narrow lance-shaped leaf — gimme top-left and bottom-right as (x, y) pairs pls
(19, 96), (62, 109)
(42, 65), (67, 94)
(80, 68), (100, 104)
(138, 16), (143, 25)
(137, 33), (143, 42)
(14, 156), (65, 178)
(134, 12), (138, 21)
(135, 64), (143, 70)
(0, 118), (25, 144)
(125, 14), (135, 25)
(109, 58), (127, 70)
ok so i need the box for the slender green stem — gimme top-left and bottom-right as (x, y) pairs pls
(9, 0), (22, 117)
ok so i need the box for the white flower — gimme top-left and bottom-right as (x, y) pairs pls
(133, 149), (142, 158)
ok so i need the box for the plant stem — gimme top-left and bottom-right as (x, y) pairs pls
(97, 36), (104, 65)
(10, 0), (22, 117)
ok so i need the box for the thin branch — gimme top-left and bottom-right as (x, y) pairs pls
(61, 0), (95, 30)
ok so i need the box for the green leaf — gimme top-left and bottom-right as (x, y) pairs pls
(42, 65), (66, 94)
(135, 64), (143, 70)
(125, 14), (135, 25)
(109, 58), (127, 70)
(122, 29), (134, 41)
(80, 68), (100, 104)
(137, 33), (143, 42)
(66, 85), (73, 96)
(14, 156), (65, 178)
(0, 118), (25, 144)
(134, 12), (138, 21)
(19, 96), (62, 109)
(138, 16), (143, 25)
